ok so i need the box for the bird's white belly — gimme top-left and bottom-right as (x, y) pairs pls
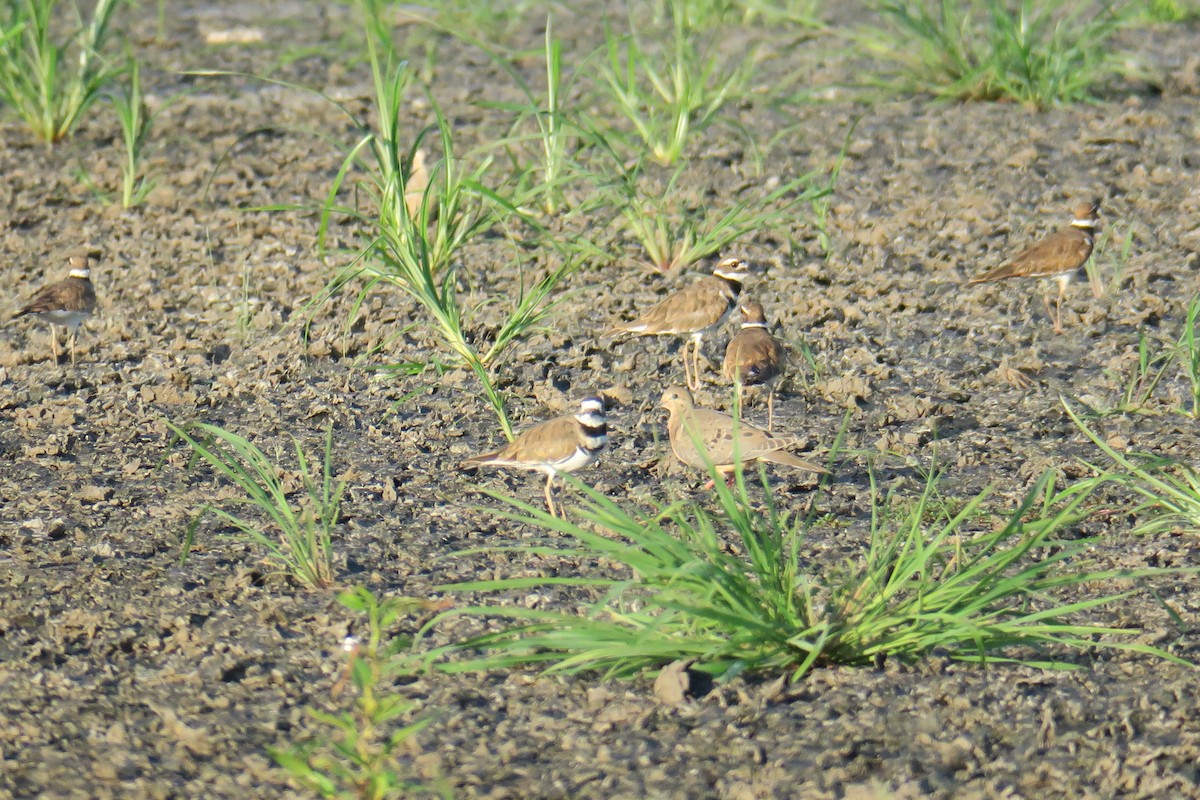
(546, 446), (598, 475)
(38, 310), (90, 330)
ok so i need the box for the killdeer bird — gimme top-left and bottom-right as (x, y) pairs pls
(12, 256), (97, 366)
(460, 396), (608, 517)
(660, 386), (826, 486)
(722, 299), (785, 430)
(969, 200), (1101, 333)
(606, 257), (749, 392)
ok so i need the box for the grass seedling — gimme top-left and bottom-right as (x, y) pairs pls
(273, 587), (445, 799)
(326, 118), (552, 437)
(425, 460), (1184, 680)
(1081, 294), (1200, 417)
(810, 118), (859, 258)
(356, 0), (397, 55)
(425, 19), (622, 248)
(107, 58), (176, 208)
(789, 338), (822, 390)
(0, 0), (125, 143)
(237, 254), (254, 337)
(195, 6), (576, 439)
(1093, 328), (1177, 415)
(1139, 0), (1200, 21)
(472, 15), (595, 218)
(168, 421), (345, 589)
(154, 0), (165, 43)
(401, 14), (609, 224)
(529, 19), (570, 215)
(313, 28), (571, 438)
(1179, 294), (1200, 417)
(397, 0), (540, 42)
(489, 17), (588, 217)
(653, 0), (824, 28)
(596, 6), (756, 166)
(856, 0), (1132, 109)
(1085, 222), (1134, 298)
(1067, 399), (1200, 536)
(613, 162), (831, 274)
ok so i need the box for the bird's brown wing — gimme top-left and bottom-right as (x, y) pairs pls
(970, 228), (1092, 283)
(16, 282), (67, 317)
(667, 414), (704, 468)
(680, 408), (779, 466)
(669, 408), (732, 467)
(14, 278), (95, 318)
(461, 415), (579, 469)
(619, 277), (733, 335)
(671, 407), (826, 473)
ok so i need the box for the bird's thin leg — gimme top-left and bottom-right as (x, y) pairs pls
(767, 390), (775, 434)
(1054, 278), (1068, 334)
(49, 326), (60, 365)
(686, 338), (696, 391)
(685, 339), (695, 392)
(69, 330), (78, 367)
(544, 474), (558, 518)
(1041, 294), (1056, 331)
(685, 338), (696, 391)
(692, 335), (703, 390)
(684, 337), (698, 392)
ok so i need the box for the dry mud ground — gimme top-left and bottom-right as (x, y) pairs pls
(3, 2), (1200, 798)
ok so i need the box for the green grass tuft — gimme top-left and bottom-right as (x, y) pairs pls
(1068, 397), (1200, 537)
(655, 0), (825, 28)
(612, 162), (832, 275)
(1075, 294), (1200, 417)
(168, 421), (345, 589)
(595, 5), (756, 166)
(0, 0), (125, 142)
(856, 0), (1132, 109)
(424, 462), (1186, 680)
(104, 58), (181, 208)
(1139, 0), (1200, 22)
